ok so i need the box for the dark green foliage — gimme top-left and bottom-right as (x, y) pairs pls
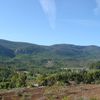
(10, 73), (27, 88)
(0, 45), (15, 57)
(0, 67), (100, 89)
(90, 61), (100, 69)
(1, 39), (100, 68)
(35, 69), (100, 86)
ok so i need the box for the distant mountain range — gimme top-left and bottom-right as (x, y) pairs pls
(0, 39), (100, 68)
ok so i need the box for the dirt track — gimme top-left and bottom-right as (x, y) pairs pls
(0, 84), (100, 100)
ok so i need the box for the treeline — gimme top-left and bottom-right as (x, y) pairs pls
(1, 67), (100, 89)
(0, 67), (59, 89)
(35, 69), (100, 86)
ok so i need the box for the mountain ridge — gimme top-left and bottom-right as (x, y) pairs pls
(0, 39), (100, 58)
(0, 39), (100, 68)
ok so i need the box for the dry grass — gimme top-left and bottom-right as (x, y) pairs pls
(0, 84), (100, 100)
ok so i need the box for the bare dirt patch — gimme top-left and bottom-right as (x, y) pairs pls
(0, 84), (100, 100)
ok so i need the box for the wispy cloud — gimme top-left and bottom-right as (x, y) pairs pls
(39, 0), (56, 29)
(94, 0), (100, 15)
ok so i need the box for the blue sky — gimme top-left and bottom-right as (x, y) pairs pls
(0, 0), (100, 45)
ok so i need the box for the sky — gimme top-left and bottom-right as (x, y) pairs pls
(0, 0), (100, 46)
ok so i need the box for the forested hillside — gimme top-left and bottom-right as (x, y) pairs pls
(0, 39), (100, 69)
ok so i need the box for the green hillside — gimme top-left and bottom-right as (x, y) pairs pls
(0, 45), (15, 57)
(0, 39), (100, 69)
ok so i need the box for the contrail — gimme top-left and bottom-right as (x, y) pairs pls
(94, 0), (100, 15)
(39, 0), (56, 29)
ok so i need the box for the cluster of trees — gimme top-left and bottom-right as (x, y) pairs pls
(0, 66), (62, 89)
(0, 68), (27, 89)
(35, 69), (100, 86)
(1, 66), (100, 89)
(90, 61), (100, 69)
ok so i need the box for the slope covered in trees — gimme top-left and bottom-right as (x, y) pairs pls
(0, 39), (100, 69)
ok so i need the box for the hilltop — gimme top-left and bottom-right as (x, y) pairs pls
(0, 39), (100, 68)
